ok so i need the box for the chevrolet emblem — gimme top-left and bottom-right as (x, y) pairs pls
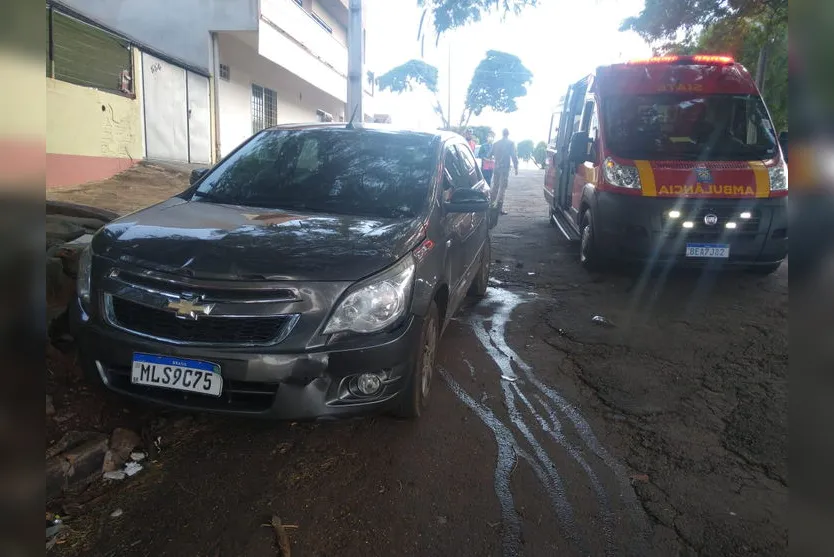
(166, 296), (215, 320)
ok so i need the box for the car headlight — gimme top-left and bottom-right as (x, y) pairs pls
(603, 157), (642, 189)
(768, 162), (788, 192)
(323, 255), (416, 335)
(77, 245), (93, 309)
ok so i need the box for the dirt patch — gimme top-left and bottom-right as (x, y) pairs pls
(47, 163), (190, 216)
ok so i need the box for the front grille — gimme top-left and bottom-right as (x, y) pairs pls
(661, 207), (760, 235)
(115, 270), (299, 302)
(110, 296), (292, 345)
(106, 365), (278, 412)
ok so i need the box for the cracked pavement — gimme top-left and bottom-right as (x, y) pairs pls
(54, 169), (787, 557)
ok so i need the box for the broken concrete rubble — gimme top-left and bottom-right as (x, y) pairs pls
(45, 431), (108, 500)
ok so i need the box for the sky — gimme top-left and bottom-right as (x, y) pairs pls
(364, 0), (653, 144)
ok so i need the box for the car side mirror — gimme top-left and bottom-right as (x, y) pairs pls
(568, 131), (591, 163)
(445, 188), (489, 213)
(190, 168), (210, 185)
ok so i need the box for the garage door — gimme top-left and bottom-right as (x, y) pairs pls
(142, 53), (211, 164)
(186, 72), (211, 164)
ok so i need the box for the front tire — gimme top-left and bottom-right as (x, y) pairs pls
(579, 209), (605, 271)
(394, 301), (440, 419)
(468, 239), (491, 298)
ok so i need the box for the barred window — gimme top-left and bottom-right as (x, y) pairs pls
(46, 7), (133, 95)
(251, 84), (278, 134)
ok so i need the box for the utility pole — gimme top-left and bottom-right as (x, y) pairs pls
(347, 0), (364, 122)
(447, 42), (451, 129)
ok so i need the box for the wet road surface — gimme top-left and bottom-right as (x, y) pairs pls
(62, 169), (787, 557)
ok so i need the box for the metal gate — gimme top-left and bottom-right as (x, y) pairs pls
(142, 53), (211, 164)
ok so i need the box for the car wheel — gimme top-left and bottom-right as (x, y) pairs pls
(579, 209), (605, 271)
(394, 301), (440, 419)
(488, 207), (499, 229)
(468, 239), (491, 298)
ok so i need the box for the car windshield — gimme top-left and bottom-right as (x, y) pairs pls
(603, 94), (778, 161)
(191, 128), (438, 218)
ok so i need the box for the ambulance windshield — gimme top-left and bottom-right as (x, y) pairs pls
(603, 94), (779, 161)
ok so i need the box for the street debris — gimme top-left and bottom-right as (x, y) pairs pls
(592, 315), (616, 328)
(46, 431), (109, 500)
(501, 374), (518, 382)
(110, 428), (142, 461)
(124, 461), (144, 477)
(103, 470), (127, 481)
(528, 272), (536, 276)
(130, 451), (147, 462)
(629, 473), (649, 485)
(437, 516), (448, 525)
(110, 508), (124, 518)
(271, 515), (293, 557)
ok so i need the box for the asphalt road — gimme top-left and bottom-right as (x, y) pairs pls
(62, 169), (787, 557)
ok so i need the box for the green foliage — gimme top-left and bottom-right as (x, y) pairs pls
(517, 139), (534, 162)
(417, 0), (538, 40)
(622, 0), (788, 129)
(379, 51), (532, 129)
(462, 50), (533, 127)
(620, 0), (786, 45)
(533, 141), (547, 168)
(377, 60), (448, 126)
(376, 60), (439, 94)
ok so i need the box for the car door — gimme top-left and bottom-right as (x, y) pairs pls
(453, 143), (489, 279)
(440, 143), (470, 297)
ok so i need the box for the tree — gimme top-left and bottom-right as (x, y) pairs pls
(533, 141), (547, 169)
(621, 0), (787, 87)
(377, 51), (532, 129)
(416, 0), (538, 48)
(517, 140), (534, 162)
(621, 0), (788, 129)
(376, 59), (449, 128)
(460, 51), (533, 128)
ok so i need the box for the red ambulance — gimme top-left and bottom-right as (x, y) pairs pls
(544, 55), (788, 272)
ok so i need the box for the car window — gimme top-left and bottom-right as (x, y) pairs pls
(455, 145), (482, 187)
(443, 145), (469, 191)
(192, 129), (439, 219)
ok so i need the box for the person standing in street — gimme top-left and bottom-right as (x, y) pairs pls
(488, 128), (519, 215)
(464, 128), (477, 153)
(478, 131), (495, 185)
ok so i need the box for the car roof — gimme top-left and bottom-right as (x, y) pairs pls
(265, 122), (460, 142)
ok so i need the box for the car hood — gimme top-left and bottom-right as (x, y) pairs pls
(94, 198), (425, 281)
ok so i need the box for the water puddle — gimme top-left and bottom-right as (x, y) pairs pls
(441, 286), (649, 557)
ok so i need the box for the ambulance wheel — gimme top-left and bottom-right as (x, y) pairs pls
(579, 209), (605, 271)
(748, 262), (782, 275)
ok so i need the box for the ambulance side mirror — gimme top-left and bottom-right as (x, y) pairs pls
(778, 131), (788, 163)
(568, 131), (591, 163)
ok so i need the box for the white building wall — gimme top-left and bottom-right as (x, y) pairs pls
(311, 0), (347, 46)
(217, 33), (345, 157)
(58, 0), (259, 71)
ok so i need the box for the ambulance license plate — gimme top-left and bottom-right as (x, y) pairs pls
(685, 243), (730, 258)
